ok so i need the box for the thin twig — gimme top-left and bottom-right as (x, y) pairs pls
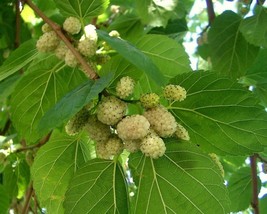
(21, 181), (33, 214)
(16, 131), (52, 153)
(205, 0), (216, 25)
(23, 0), (99, 80)
(250, 155), (259, 214)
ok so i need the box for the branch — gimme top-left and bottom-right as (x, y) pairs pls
(22, 0), (99, 80)
(21, 181), (33, 214)
(205, 0), (216, 25)
(16, 131), (52, 153)
(250, 155), (259, 214)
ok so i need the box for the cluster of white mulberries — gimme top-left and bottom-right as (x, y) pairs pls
(116, 76), (135, 99)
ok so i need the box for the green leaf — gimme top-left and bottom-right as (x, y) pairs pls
(10, 56), (87, 143)
(38, 72), (114, 135)
(0, 74), (20, 102)
(228, 167), (261, 212)
(170, 71), (267, 155)
(260, 194), (267, 213)
(0, 40), (38, 82)
(32, 131), (90, 214)
(2, 164), (18, 200)
(129, 141), (230, 214)
(97, 30), (167, 86)
(0, 185), (9, 214)
(136, 0), (179, 27)
(54, 0), (109, 19)
(208, 11), (259, 79)
(240, 6), (267, 48)
(64, 159), (129, 214)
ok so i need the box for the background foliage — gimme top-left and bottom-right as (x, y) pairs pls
(1, 0), (267, 213)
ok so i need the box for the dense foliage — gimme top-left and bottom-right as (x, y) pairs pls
(1, 0), (267, 213)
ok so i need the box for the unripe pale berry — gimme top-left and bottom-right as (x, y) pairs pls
(140, 93), (160, 109)
(65, 108), (90, 135)
(36, 31), (60, 52)
(105, 136), (124, 156)
(140, 134), (166, 159)
(163, 84), (186, 101)
(95, 141), (110, 159)
(109, 30), (120, 38)
(124, 140), (141, 153)
(83, 24), (98, 42)
(143, 106), (177, 137)
(41, 23), (52, 33)
(116, 76), (135, 99)
(63, 17), (81, 35)
(84, 116), (111, 143)
(78, 38), (97, 57)
(209, 153), (225, 177)
(65, 49), (78, 67)
(54, 43), (67, 60)
(175, 123), (190, 141)
(117, 115), (150, 140)
(97, 96), (127, 125)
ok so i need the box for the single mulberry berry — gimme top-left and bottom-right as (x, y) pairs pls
(124, 140), (141, 153)
(63, 17), (81, 35)
(116, 76), (135, 99)
(65, 108), (90, 135)
(144, 106), (177, 137)
(55, 43), (67, 60)
(41, 23), (52, 33)
(175, 123), (190, 141)
(95, 141), (110, 159)
(140, 134), (166, 159)
(83, 24), (98, 42)
(36, 31), (60, 52)
(209, 153), (225, 177)
(140, 93), (160, 109)
(97, 96), (127, 125)
(109, 30), (120, 38)
(65, 49), (78, 67)
(117, 115), (150, 140)
(105, 136), (124, 156)
(84, 116), (111, 143)
(78, 38), (97, 57)
(163, 84), (186, 101)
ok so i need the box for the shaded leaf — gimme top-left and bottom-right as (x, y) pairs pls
(260, 194), (267, 213)
(38, 72), (114, 135)
(208, 11), (259, 79)
(240, 6), (267, 48)
(10, 56), (87, 143)
(64, 159), (129, 214)
(170, 71), (267, 155)
(54, 0), (109, 19)
(129, 141), (230, 214)
(0, 40), (38, 82)
(32, 131), (90, 214)
(97, 30), (166, 86)
(228, 167), (261, 212)
(0, 185), (9, 214)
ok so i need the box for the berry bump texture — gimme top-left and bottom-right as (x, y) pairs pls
(116, 76), (135, 99)
(36, 31), (60, 52)
(63, 17), (81, 35)
(140, 93), (160, 109)
(163, 84), (186, 101)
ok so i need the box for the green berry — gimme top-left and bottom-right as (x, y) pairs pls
(36, 31), (60, 52)
(78, 38), (97, 57)
(140, 133), (166, 159)
(41, 23), (52, 33)
(116, 76), (135, 99)
(63, 17), (81, 35)
(175, 123), (190, 141)
(144, 106), (177, 137)
(109, 30), (120, 38)
(140, 93), (160, 109)
(117, 115), (150, 141)
(163, 84), (186, 101)
(97, 96), (127, 125)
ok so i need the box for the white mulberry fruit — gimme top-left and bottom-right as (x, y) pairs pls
(109, 30), (120, 38)
(140, 93), (160, 109)
(116, 76), (135, 99)
(41, 23), (52, 33)
(95, 141), (110, 159)
(65, 49), (78, 67)
(163, 84), (186, 101)
(78, 38), (97, 57)
(117, 115), (150, 140)
(65, 108), (90, 135)
(97, 96), (127, 125)
(124, 140), (141, 153)
(55, 43), (67, 60)
(36, 31), (60, 52)
(63, 17), (81, 35)
(140, 134), (166, 159)
(105, 136), (124, 156)
(83, 24), (98, 42)
(209, 153), (224, 177)
(175, 123), (190, 141)
(84, 116), (111, 143)
(144, 106), (177, 137)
